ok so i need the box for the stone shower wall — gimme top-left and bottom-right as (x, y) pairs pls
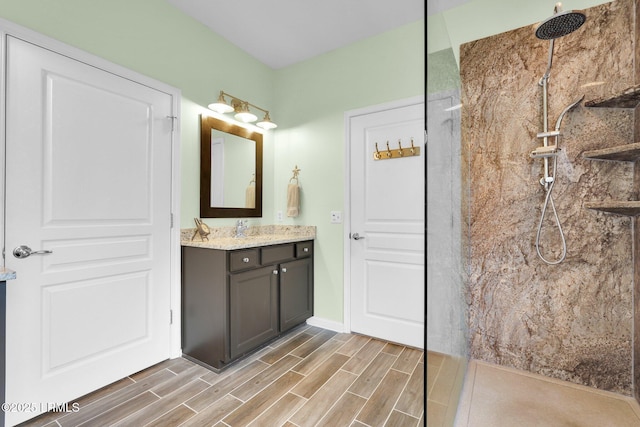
(461, 0), (637, 395)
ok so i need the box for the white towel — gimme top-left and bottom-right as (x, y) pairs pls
(287, 183), (299, 217)
(245, 185), (255, 208)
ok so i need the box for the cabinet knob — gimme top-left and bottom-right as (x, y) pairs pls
(303, 247), (309, 252)
(282, 267), (287, 273)
(273, 269), (279, 275)
(243, 257), (250, 263)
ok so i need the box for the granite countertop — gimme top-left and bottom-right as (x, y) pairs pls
(181, 225), (316, 250)
(0, 268), (16, 281)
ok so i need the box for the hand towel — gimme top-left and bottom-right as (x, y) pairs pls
(245, 184), (255, 208)
(287, 183), (299, 217)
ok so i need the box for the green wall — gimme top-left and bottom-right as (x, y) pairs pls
(0, 0), (425, 325)
(273, 20), (425, 322)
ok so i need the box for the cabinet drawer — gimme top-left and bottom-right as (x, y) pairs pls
(296, 241), (313, 258)
(262, 244), (295, 265)
(229, 249), (260, 271)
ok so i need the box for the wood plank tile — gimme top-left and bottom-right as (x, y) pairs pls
(198, 370), (220, 385)
(144, 404), (196, 427)
(223, 371), (304, 426)
(185, 360), (269, 412)
(151, 364), (210, 397)
(395, 362), (424, 417)
(77, 391), (159, 426)
(385, 410), (420, 426)
(258, 332), (314, 364)
(72, 377), (136, 408)
(129, 359), (175, 381)
(246, 392), (305, 426)
(315, 392), (366, 426)
(382, 342), (405, 356)
(341, 338), (386, 374)
(57, 369), (176, 427)
(165, 357), (198, 375)
(332, 332), (354, 342)
(289, 370), (358, 427)
(427, 360), (440, 397)
(289, 329), (337, 358)
(392, 347), (423, 374)
(426, 351), (444, 367)
(426, 400), (447, 427)
(181, 395), (243, 427)
(335, 334), (371, 357)
(230, 354), (302, 401)
(429, 355), (462, 405)
(292, 353), (350, 399)
(114, 378), (209, 427)
(291, 339), (345, 376)
(25, 330), (431, 427)
(19, 377), (136, 427)
(348, 352), (397, 399)
(355, 369), (410, 427)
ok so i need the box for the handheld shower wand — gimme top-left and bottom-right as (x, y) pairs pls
(532, 3), (585, 265)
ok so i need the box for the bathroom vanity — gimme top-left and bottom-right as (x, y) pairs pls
(181, 227), (314, 370)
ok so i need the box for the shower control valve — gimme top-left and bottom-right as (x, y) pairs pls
(540, 177), (554, 186)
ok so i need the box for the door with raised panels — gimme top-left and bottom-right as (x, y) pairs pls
(4, 36), (174, 425)
(348, 99), (425, 349)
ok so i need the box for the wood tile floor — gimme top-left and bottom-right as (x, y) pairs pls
(426, 351), (465, 427)
(18, 325), (424, 427)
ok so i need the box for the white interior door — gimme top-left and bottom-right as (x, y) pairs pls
(4, 36), (174, 426)
(348, 99), (425, 349)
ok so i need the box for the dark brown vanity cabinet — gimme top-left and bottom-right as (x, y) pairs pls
(181, 240), (313, 370)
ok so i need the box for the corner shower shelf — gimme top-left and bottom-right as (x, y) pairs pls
(585, 84), (640, 108)
(583, 142), (640, 162)
(584, 201), (640, 216)
(583, 90), (640, 216)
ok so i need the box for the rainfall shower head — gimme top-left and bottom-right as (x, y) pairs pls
(535, 3), (586, 40)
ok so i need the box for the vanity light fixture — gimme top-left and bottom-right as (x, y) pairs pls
(207, 90), (277, 130)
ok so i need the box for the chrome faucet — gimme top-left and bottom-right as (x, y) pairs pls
(235, 219), (248, 238)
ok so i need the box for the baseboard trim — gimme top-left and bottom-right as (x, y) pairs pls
(306, 316), (346, 333)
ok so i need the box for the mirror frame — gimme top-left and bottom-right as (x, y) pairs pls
(200, 115), (263, 218)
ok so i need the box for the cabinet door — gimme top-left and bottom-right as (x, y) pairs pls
(229, 265), (279, 359)
(280, 258), (313, 333)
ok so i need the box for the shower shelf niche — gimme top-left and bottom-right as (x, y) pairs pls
(584, 201), (640, 216)
(585, 84), (640, 108)
(583, 142), (640, 162)
(582, 88), (640, 216)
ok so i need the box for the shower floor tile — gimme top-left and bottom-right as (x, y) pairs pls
(455, 360), (640, 426)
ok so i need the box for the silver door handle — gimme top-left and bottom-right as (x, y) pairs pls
(351, 233), (365, 240)
(13, 245), (52, 259)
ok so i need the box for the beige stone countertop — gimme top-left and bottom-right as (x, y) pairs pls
(181, 225), (315, 250)
(0, 268), (16, 281)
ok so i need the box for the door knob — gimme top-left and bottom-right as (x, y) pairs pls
(351, 233), (365, 240)
(13, 245), (52, 259)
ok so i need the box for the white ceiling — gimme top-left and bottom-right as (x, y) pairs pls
(167, 0), (425, 69)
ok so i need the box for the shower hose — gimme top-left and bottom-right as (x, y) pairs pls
(535, 154), (567, 265)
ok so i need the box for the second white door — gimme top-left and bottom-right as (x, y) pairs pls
(348, 99), (425, 349)
(4, 36), (175, 425)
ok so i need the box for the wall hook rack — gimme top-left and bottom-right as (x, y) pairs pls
(373, 138), (420, 160)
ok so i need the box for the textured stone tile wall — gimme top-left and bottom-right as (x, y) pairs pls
(461, 0), (637, 395)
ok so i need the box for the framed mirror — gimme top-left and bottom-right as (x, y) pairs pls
(200, 115), (263, 218)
